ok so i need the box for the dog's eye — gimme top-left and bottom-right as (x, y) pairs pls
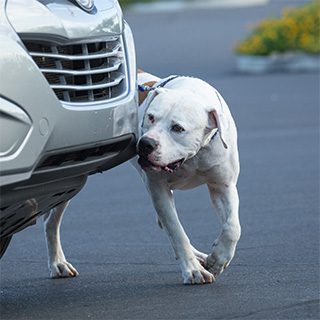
(171, 124), (185, 133)
(148, 114), (155, 124)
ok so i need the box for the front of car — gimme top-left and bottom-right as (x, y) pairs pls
(0, 0), (138, 256)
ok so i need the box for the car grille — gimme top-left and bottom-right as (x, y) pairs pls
(22, 37), (127, 104)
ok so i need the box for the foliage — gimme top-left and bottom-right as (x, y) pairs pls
(235, 1), (320, 56)
(118, 0), (155, 7)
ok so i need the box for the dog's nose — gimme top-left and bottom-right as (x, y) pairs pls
(138, 137), (158, 155)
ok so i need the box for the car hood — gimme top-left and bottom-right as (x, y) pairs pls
(6, 0), (123, 41)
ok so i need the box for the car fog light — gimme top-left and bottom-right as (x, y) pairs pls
(0, 98), (32, 157)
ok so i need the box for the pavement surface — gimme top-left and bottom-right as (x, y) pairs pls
(129, 0), (270, 13)
(0, 1), (319, 319)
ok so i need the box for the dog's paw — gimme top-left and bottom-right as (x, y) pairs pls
(206, 244), (234, 278)
(206, 253), (230, 278)
(180, 258), (214, 285)
(49, 260), (79, 278)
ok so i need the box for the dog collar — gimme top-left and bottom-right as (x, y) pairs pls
(203, 128), (219, 147)
(138, 75), (180, 93)
(211, 129), (219, 141)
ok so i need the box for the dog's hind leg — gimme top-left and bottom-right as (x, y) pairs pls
(147, 178), (214, 285)
(206, 184), (241, 278)
(43, 201), (79, 278)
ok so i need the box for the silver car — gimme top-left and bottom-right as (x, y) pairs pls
(0, 0), (138, 257)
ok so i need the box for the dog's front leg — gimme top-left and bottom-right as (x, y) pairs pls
(43, 201), (79, 278)
(206, 184), (241, 278)
(147, 178), (214, 285)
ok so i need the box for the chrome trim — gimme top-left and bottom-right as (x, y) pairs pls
(40, 60), (122, 75)
(50, 74), (125, 91)
(74, 0), (95, 13)
(29, 43), (122, 61)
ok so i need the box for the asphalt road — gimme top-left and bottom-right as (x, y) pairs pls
(0, 1), (319, 319)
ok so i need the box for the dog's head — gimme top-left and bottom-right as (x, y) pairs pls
(137, 80), (229, 173)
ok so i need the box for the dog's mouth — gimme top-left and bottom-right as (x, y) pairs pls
(138, 156), (184, 173)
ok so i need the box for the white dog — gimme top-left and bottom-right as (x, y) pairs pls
(132, 70), (241, 284)
(42, 70), (241, 285)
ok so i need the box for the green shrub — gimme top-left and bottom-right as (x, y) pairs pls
(235, 1), (320, 56)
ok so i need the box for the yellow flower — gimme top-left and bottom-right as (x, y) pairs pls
(235, 0), (320, 55)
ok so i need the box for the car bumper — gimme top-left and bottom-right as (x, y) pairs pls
(0, 1), (138, 239)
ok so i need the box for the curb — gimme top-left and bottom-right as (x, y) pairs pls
(236, 53), (320, 73)
(129, 0), (269, 13)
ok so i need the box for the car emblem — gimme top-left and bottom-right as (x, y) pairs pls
(74, 0), (94, 12)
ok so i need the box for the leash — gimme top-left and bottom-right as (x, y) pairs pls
(138, 75), (180, 93)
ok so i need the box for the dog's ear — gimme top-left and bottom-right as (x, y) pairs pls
(140, 87), (168, 107)
(207, 91), (229, 149)
(138, 87), (169, 132)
